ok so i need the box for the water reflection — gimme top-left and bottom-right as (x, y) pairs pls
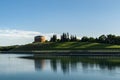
(60, 60), (70, 73)
(34, 59), (45, 71)
(1, 54), (120, 80)
(33, 56), (120, 73)
(50, 60), (57, 72)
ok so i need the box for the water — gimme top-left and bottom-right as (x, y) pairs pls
(0, 54), (120, 80)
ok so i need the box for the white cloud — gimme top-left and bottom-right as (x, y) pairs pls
(0, 29), (55, 46)
(0, 29), (40, 38)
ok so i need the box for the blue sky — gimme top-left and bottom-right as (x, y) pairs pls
(0, 0), (120, 46)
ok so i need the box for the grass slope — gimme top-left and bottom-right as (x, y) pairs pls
(12, 42), (120, 51)
(0, 45), (18, 51)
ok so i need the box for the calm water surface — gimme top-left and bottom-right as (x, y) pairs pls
(0, 53), (120, 80)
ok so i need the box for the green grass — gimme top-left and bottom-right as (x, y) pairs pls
(11, 42), (120, 51)
(106, 45), (120, 48)
(0, 45), (18, 51)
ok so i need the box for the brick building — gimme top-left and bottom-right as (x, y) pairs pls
(34, 36), (45, 43)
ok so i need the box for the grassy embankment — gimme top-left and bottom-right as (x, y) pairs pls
(0, 45), (18, 51)
(11, 42), (120, 51)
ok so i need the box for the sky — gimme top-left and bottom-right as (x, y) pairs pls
(0, 0), (120, 46)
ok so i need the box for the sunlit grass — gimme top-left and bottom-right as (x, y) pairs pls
(11, 42), (120, 51)
(106, 45), (120, 48)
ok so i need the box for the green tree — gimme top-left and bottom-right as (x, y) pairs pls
(81, 36), (89, 42)
(88, 37), (95, 42)
(106, 34), (116, 44)
(98, 35), (106, 43)
(61, 33), (69, 42)
(50, 35), (57, 42)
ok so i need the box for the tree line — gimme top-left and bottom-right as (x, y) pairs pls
(50, 33), (120, 45)
(50, 33), (77, 42)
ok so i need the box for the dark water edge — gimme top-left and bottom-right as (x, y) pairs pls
(1, 50), (120, 56)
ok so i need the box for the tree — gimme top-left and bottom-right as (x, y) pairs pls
(81, 36), (89, 42)
(106, 34), (116, 44)
(115, 36), (120, 44)
(60, 33), (70, 42)
(66, 32), (70, 41)
(50, 35), (57, 42)
(98, 35), (106, 43)
(88, 37), (95, 42)
(70, 35), (74, 41)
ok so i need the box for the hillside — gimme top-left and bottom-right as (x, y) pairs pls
(11, 42), (120, 51)
(0, 45), (18, 51)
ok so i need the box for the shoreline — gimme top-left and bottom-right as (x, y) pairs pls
(1, 49), (120, 53)
(1, 50), (120, 56)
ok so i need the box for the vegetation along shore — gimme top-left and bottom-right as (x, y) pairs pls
(1, 33), (120, 54)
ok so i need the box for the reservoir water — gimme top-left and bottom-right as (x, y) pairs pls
(0, 53), (120, 80)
